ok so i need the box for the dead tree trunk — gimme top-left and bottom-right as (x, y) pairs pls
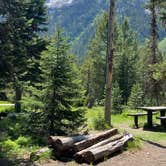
(15, 85), (22, 112)
(48, 135), (92, 151)
(77, 133), (132, 163)
(105, 0), (115, 126)
(73, 128), (118, 152)
(74, 134), (123, 162)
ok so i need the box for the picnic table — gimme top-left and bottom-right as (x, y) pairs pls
(137, 106), (166, 128)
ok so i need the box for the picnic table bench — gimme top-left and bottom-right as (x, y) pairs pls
(156, 116), (166, 128)
(127, 113), (147, 128)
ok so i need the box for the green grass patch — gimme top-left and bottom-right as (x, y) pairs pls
(0, 101), (15, 113)
(126, 137), (143, 151)
(85, 106), (166, 144)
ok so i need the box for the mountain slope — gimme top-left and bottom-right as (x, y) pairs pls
(47, 0), (165, 57)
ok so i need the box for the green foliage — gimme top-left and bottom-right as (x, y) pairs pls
(159, 38), (166, 57)
(0, 102), (14, 113)
(0, 139), (19, 157)
(48, 0), (165, 57)
(92, 111), (108, 130)
(126, 137), (143, 151)
(128, 83), (144, 108)
(112, 83), (123, 112)
(82, 14), (139, 106)
(16, 136), (32, 147)
(39, 28), (85, 135)
(114, 19), (139, 104)
(30, 149), (52, 162)
(0, 0), (47, 112)
(138, 39), (164, 105)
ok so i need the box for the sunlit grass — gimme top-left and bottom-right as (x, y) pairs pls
(0, 101), (14, 113)
(85, 106), (166, 144)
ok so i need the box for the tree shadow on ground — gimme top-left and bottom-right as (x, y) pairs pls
(143, 124), (166, 133)
(141, 138), (166, 149)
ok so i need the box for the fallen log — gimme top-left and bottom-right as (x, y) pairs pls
(48, 135), (92, 152)
(74, 133), (123, 162)
(77, 133), (133, 163)
(73, 128), (118, 152)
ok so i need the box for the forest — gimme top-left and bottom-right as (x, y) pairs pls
(0, 0), (166, 165)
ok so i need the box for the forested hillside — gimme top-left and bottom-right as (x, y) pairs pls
(47, 0), (165, 56)
(0, 0), (166, 165)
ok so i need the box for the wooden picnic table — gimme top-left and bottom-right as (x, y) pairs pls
(137, 106), (166, 128)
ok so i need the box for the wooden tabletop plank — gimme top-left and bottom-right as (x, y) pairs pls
(137, 106), (166, 111)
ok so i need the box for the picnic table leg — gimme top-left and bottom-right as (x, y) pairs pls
(160, 111), (165, 126)
(134, 116), (138, 128)
(147, 111), (153, 128)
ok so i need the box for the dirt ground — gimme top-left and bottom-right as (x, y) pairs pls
(0, 139), (165, 166)
(33, 141), (166, 166)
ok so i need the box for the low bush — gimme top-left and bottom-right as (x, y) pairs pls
(92, 112), (108, 130)
(16, 136), (32, 147)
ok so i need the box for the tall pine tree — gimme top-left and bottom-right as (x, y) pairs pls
(0, 0), (47, 111)
(41, 28), (84, 135)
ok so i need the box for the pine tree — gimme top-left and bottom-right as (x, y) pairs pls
(115, 19), (138, 104)
(143, 0), (163, 105)
(41, 29), (84, 135)
(128, 83), (144, 109)
(112, 82), (122, 113)
(0, 0), (47, 111)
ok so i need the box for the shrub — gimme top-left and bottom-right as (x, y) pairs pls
(92, 112), (107, 130)
(112, 83), (123, 113)
(126, 137), (142, 151)
(16, 136), (31, 147)
(128, 83), (144, 108)
(2, 139), (19, 152)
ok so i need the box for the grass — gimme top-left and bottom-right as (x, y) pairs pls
(0, 101), (15, 113)
(0, 105), (165, 162)
(85, 106), (166, 144)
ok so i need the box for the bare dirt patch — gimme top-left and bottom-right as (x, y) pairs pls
(34, 141), (166, 166)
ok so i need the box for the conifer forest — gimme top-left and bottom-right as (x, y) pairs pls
(0, 0), (166, 165)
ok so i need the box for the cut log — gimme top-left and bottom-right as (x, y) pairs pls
(74, 134), (123, 162)
(73, 128), (118, 152)
(77, 133), (133, 163)
(48, 135), (92, 151)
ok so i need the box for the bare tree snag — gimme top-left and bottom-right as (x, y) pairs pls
(105, 0), (115, 125)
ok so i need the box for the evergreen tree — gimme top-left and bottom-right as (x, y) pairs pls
(112, 82), (122, 112)
(41, 29), (84, 135)
(128, 83), (144, 109)
(115, 19), (138, 104)
(0, 0), (47, 111)
(142, 0), (163, 105)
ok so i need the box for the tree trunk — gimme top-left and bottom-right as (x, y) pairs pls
(74, 134), (123, 162)
(150, 0), (158, 65)
(48, 135), (92, 151)
(105, 0), (115, 126)
(87, 65), (94, 108)
(15, 85), (22, 112)
(73, 128), (118, 152)
(77, 133), (132, 163)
